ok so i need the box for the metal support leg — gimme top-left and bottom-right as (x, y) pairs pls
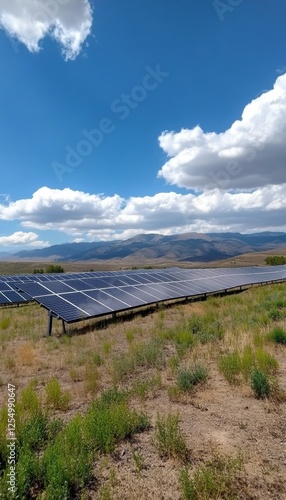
(47, 312), (53, 337)
(62, 320), (66, 335)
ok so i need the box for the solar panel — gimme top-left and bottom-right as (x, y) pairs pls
(0, 280), (31, 305)
(2, 265), (286, 332)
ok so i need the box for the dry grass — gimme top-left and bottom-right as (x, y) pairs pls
(1, 281), (286, 498)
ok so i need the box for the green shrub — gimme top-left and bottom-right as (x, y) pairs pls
(251, 369), (270, 399)
(268, 327), (286, 345)
(173, 328), (196, 356)
(265, 255), (286, 265)
(176, 365), (208, 392)
(131, 338), (164, 368)
(83, 390), (149, 454)
(218, 351), (241, 385)
(0, 317), (10, 330)
(180, 466), (196, 499)
(0, 384), (149, 499)
(84, 364), (100, 395)
(102, 340), (112, 356)
(45, 378), (71, 411)
(180, 454), (243, 499)
(188, 314), (224, 344)
(42, 414), (94, 499)
(131, 448), (145, 473)
(92, 352), (102, 366)
(268, 308), (283, 321)
(255, 349), (278, 374)
(168, 355), (180, 374)
(16, 382), (50, 451)
(155, 412), (188, 462)
(132, 375), (162, 401)
(218, 347), (278, 386)
(45, 264), (65, 273)
(240, 346), (255, 381)
(15, 446), (42, 499)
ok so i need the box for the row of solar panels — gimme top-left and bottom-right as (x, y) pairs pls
(0, 269), (167, 305)
(2, 265), (285, 323)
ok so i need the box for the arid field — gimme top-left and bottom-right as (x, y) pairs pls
(0, 266), (286, 499)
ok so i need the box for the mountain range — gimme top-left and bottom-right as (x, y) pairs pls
(2, 231), (286, 263)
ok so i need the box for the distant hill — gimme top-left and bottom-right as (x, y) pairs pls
(5, 231), (286, 263)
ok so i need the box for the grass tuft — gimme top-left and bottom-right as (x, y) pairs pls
(155, 412), (188, 462)
(268, 327), (286, 345)
(251, 369), (271, 399)
(0, 317), (11, 330)
(176, 365), (208, 392)
(180, 453), (243, 499)
(45, 377), (71, 411)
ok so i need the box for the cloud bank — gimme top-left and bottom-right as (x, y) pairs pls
(0, 0), (93, 60)
(0, 231), (49, 247)
(0, 185), (286, 244)
(158, 73), (286, 191)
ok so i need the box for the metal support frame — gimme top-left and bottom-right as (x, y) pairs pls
(46, 311), (67, 337)
(62, 320), (66, 335)
(46, 311), (54, 337)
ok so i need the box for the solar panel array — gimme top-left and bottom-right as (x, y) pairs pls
(0, 272), (99, 305)
(11, 265), (286, 323)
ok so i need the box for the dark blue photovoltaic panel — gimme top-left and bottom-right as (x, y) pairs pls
(121, 285), (159, 303)
(111, 275), (141, 286)
(60, 279), (91, 291)
(14, 282), (53, 297)
(60, 292), (112, 316)
(79, 278), (112, 289)
(144, 283), (181, 299)
(0, 294), (11, 304)
(37, 295), (90, 322)
(0, 282), (10, 292)
(84, 289), (130, 312)
(43, 281), (77, 294)
(92, 276), (130, 287)
(0, 281), (31, 304)
(128, 273), (156, 284)
(103, 287), (146, 307)
(141, 273), (170, 283)
(3, 291), (28, 303)
(136, 284), (171, 301)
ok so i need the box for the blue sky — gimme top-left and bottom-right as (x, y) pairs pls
(0, 0), (286, 252)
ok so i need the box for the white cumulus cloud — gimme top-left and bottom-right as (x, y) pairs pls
(158, 73), (286, 191)
(0, 186), (286, 241)
(0, 0), (93, 60)
(0, 231), (49, 247)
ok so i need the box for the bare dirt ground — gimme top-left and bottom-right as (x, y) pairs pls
(0, 276), (286, 498)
